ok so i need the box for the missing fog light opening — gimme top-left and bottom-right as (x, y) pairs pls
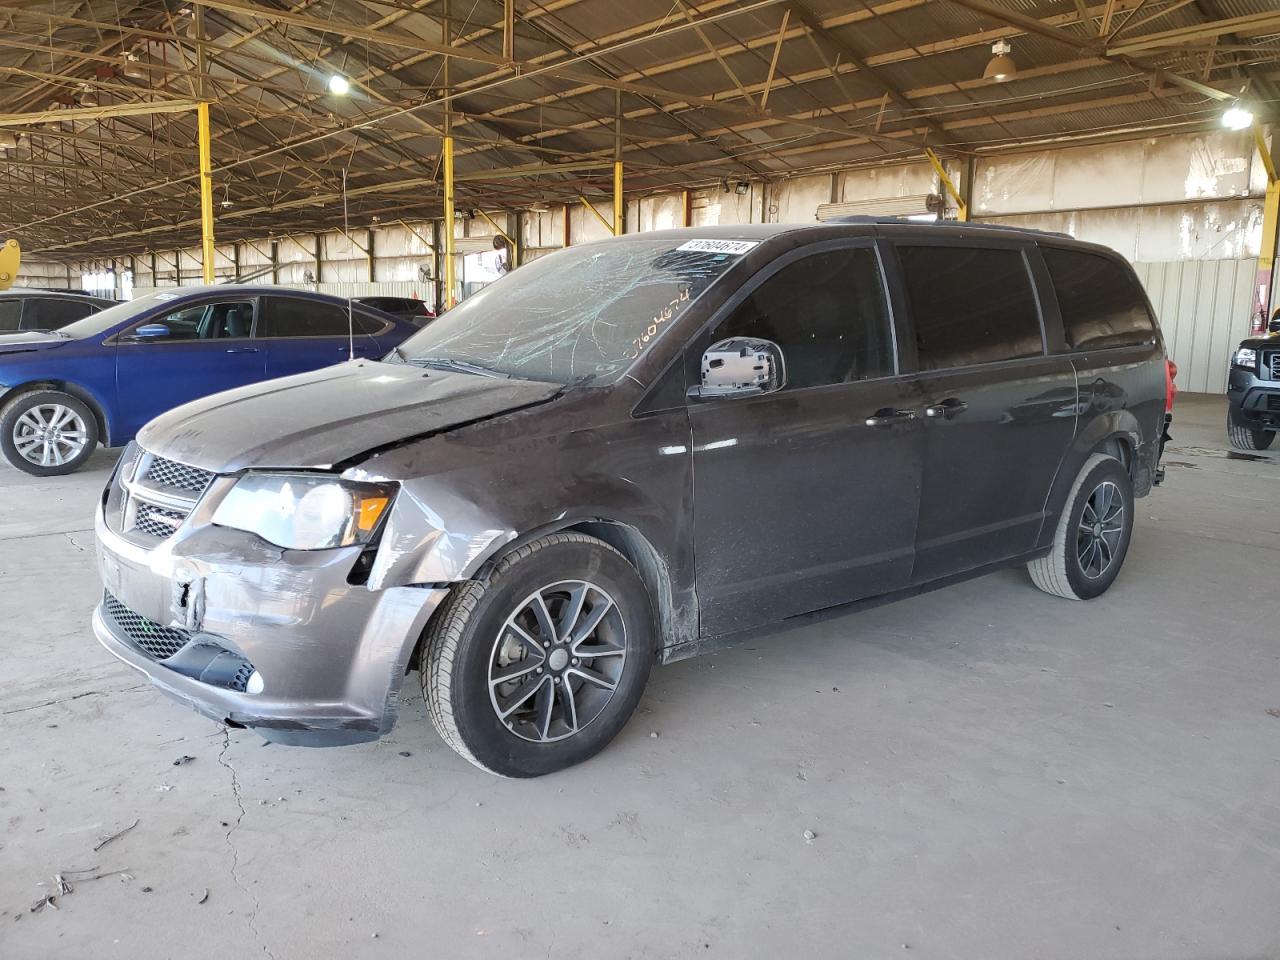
(328, 74), (351, 96)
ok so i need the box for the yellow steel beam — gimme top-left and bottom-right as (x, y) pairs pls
(475, 209), (518, 266)
(578, 196), (615, 234)
(0, 98), (200, 127)
(396, 218), (435, 251)
(613, 161), (624, 236)
(925, 147), (967, 221)
(443, 134), (457, 308)
(1254, 124), (1277, 186)
(0, 239), (19, 291)
(197, 102), (216, 284)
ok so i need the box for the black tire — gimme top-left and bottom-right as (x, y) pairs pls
(1226, 414), (1274, 452)
(0, 390), (100, 476)
(1028, 453), (1134, 601)
(422, 533), (656, 777)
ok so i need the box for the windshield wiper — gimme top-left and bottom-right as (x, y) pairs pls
(405, 356), (511, 379)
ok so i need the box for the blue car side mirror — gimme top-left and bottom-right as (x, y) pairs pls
(131, 323), (171, 340)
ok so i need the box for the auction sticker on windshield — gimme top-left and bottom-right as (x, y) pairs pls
(675, 239), (759, 255)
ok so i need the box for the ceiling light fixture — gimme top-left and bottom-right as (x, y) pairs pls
(983, 40), (1016, 82)
(328, 74), (351, 96)
(1221, 102), (1254, 131)
(123, 51), (147, 80)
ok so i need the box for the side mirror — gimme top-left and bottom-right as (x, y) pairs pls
(689, 337), (786, 400)
(130, 323), (170, 340)
(1268, 316), (1280, 335)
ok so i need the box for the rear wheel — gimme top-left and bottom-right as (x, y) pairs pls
(1028, 453), (1134, 601)
(0, 390), (99, 476)
(1226, 414), (1274, 452)
(422, 533), (655, 777)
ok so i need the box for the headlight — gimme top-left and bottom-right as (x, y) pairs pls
(212, 474), (396, 550)
(1233, 347), (1257, 369)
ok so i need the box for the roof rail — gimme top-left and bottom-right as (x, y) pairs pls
(824, 215), (1073, 240)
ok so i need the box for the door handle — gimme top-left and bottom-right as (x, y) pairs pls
(924, 398), (968, 420)
(865, 408), (917, 428)
(224, 346), (259, 354)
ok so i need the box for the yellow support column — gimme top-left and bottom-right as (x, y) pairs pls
(1254, 124), (1278, 334)
(197, 102), (215, 283)
(443, 134), (456, 309)
(613, 161), (624, 237)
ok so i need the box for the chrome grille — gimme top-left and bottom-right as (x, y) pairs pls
(134, 502), (185, 539)
(1267, 353), (1280, 380)
(112, 449), (216, 544)
(102, 591), (191, 660)
(144, 456), (214, 495)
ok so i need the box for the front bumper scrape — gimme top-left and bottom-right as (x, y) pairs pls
(93, 506), (450, 746)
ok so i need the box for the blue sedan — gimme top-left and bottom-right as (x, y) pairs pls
(0, 286), (418, 475)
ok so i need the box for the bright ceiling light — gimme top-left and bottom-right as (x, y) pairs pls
(328, 74), (351, 96)
(1221, 103), (1254, 131)
(983, 40), (1016, 82)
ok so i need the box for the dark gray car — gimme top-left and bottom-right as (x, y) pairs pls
(92, 222), (1171, 776)
(0, 288), (115, 332)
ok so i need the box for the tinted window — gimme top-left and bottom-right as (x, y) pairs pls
(23, 298), (95, 330)
(259, 297), (352, 337)
(709, 247), (893, 389)
(1042, 247), (1155, 350)
(0, 300), (19, 332)
(898, 246), (1043, 371)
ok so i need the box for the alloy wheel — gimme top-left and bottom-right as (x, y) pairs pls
(488, 580), (627, 743)
(1076, 480), (1125, 580)
(12, 404), (90, 468)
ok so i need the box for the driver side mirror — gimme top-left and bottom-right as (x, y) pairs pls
(689, 337), (786, 400)
(129, 323), (170, 340)
(1269, 315), (1280, 335)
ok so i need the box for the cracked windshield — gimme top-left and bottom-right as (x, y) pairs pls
(392, 238), (750, 384)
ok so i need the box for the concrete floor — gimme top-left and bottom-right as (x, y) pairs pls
(2, 393), (1278, 960)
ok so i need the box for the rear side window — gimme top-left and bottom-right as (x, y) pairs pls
(1042, 247), (1155, 351)
(709, 245), (894, 390)
(897, 246), (1043, 371)
(0, 300), (19, 332)
(23, 298), (95, 330)
(259, 297), (351, 337)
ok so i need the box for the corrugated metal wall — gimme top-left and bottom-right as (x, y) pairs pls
(1134, 259), (1255, 394)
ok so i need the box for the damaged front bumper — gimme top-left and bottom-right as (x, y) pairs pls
(92, 502), (448, 746)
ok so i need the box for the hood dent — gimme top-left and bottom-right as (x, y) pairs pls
(137, 361), (564, 473)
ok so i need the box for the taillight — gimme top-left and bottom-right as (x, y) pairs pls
(1165, 358), (1178, 413)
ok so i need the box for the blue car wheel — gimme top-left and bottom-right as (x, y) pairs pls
(0, 390), (100, 476)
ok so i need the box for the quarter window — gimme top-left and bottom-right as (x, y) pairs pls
(1042, 247), (1155, 351)
(709, 246), (894, 389)
(0, 300), (19, 332)
(259, 297), (352, 338)
(897, 246), (1043, 371)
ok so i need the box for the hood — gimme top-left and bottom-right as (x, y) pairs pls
(137, 360), (564, 472)
(0, 331), (70, 356)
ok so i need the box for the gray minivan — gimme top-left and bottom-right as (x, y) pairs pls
(92, 221), (1173, 776)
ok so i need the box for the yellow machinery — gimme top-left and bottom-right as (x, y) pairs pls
(0, 238), (19, 291)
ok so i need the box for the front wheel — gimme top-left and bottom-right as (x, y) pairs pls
(1226, 414), (1274, 452)
(0, 390), (100, 476)
(1028, 453), (1134, 600)
(422, 533), (656, 777)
